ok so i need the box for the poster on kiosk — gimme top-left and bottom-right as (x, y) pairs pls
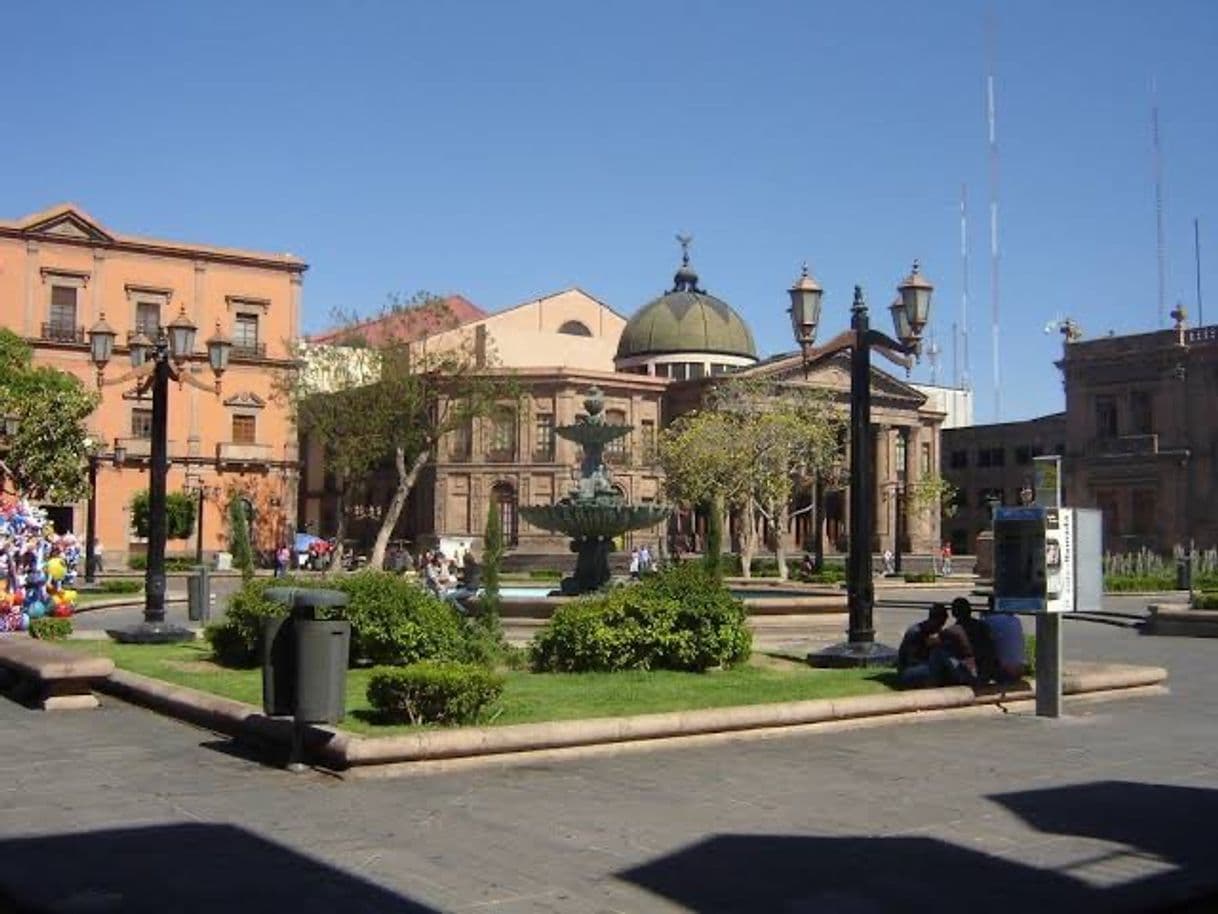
(993, 506), (1100, 614)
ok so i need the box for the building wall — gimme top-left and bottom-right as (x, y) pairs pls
(0, 205), (305, 567)
(1058, 323), (1218, 553)
(941, 414), (1067, 554)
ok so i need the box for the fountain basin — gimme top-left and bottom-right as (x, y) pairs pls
(519, 503), (671, 539)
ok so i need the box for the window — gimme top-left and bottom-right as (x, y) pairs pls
(1095, 395), (1118, 439)
(640, 419), (657, 463)
(534, 413), (555, 460)
(710, 363), (732, 376)
(991, 447), (1005, 467)
(920, 442), (932, 476)
(687, 362), (705, 380)
(450, 419), (472, 461)
(135, 301), (160, 338)
(45, 285), (78, 341)
(653, 363), (670, 378)
(557, 320), (592, 337)
(977, 446), (1004, 468)
(131, 408), (153, 439)
(1132, 489), (1156, 536)
(605, 408), (628, 461)
(980, 487), (1004, 508)
(949, 449), (969, 469)
(1130, 390), (1153, 435)
(233, 313), (261, 357)
(894, 434), (907, 482)
(490, 408), (516, 460)
(668, 363), (688, 381)
(232, 414), (257, 445)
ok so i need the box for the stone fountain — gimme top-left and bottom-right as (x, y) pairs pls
(520, 386), (671, 594)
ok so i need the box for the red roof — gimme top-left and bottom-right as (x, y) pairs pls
(308, 295), (486, 346)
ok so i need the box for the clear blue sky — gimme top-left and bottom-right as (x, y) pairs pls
(5, 0), (1217, 422)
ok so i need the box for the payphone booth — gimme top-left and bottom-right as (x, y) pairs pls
(992, 506), (1103, 716)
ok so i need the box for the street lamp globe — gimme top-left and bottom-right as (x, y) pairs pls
(87, 314), (117, 374)
(167, 306), (198, 363)
(787, 263), (824, 356)
(206, 321), (232, 383)
(128, 331), (154, 369)
(896, 260), (934, 346)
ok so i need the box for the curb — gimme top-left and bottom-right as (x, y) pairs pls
(74, 596), (188, 614)
(97, 662), (1167, 773)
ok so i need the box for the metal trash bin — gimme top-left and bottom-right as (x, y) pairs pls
(261, 588), (350, 724)
(187, 566), (211, 622)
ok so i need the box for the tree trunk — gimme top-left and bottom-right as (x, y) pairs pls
(775, 499), (790, 581)
(331, 483), (349, 572)
(369, 446), (430, 570)
(738, 499), (758, 579)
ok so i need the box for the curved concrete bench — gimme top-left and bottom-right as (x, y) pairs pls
(0, 635), (114, 710)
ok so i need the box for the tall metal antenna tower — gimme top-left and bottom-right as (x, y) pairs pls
(1153, 78), (1167, 327)
(1196, 217), (1203, 326)
(926, 329), (942, 385)
(960, 182), (971, 390)
(986, 13), (1001, 420)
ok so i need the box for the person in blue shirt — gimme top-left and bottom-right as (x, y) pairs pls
(982, 599), (1027, 684)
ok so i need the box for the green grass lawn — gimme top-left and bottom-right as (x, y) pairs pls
(64, 641), (897, 736)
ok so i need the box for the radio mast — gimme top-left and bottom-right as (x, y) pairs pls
(986, 13), (1001, 420)
(1153, 78), (1167, 327)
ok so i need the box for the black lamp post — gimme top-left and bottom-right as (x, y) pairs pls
(1171, 303), (1193, 590)
(88, 308), (231, 643)
(788, 262), (933, 667)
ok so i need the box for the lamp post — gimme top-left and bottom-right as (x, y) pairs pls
(88, 308), (231, 643)
(788, 262), (933, 667)
(83, 439), (126, 584)
(184, 477), (222, 566)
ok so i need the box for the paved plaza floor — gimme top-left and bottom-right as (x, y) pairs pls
(3, 590), (1215, 912)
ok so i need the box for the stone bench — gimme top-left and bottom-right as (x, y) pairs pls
(0, 635), (115, 710)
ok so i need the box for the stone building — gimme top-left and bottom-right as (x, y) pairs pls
(1057, 312), (1217, 552)
(941, 413), (1067, 554)
(0, 203), (305, 566)
(300, 246), (948, 561)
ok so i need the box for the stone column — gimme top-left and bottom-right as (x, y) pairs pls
(288, 271), (303, 346)
(90, 250), (105, 324)
(24, 241), (38, 337)
(873, 424), (890, 550)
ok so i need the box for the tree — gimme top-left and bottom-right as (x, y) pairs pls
(907, 474), (959, 577)
(0, 329), (98, 503)
(132, 490), (197, 540)
(483, 500), (504, 605)
(228, 497), (255, 581)
(281, 294), (514, 571)
(659, 377), (843, 580)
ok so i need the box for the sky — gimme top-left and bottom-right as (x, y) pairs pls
(4, 0), (1217, 423)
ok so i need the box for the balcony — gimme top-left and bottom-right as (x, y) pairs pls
(216, 442), (272, 465)
(1088, 434), (1159, 459)
(532, 448), (555, 464)
(604, 447), (631, 466)
(115, 437), (179, 460)
(231, 341), (268, 360)
(447, 447), (473, 463)
(40, 322), (85, 344)
(486, 448), (518, 463)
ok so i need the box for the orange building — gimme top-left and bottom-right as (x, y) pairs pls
(0, 204), (306, 568)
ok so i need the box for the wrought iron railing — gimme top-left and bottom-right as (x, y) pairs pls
(40, 322), (84, 344)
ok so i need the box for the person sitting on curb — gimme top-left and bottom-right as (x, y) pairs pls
(897, 602), (949, 688)
(930, 599), (982, 686)
(982, 597), (1027, 684)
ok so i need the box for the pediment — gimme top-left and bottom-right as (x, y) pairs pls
(22, 207), (114, 244)
(739, 350), (927, 405)
(223, 391), (266, 409)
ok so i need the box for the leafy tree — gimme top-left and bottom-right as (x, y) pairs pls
(703, 492), (725, 581)
(660, 377), (843, 580)
(131, 490), (197, 540)
(281, 294), (514, 570)
(0, 329), (98, 503)
(228, 497), (255, 581)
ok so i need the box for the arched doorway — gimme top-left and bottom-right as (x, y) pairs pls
(492, 482), (518, 547)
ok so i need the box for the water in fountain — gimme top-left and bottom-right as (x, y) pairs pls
(519, 386), (671, 594)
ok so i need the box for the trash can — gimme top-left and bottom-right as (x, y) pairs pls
(187, 566), (211, 622)
(261, 587), (350, 725)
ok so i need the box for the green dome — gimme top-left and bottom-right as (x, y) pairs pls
(616, 254), (756, 361)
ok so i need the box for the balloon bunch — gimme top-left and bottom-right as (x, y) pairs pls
(0, 496), (79, 632)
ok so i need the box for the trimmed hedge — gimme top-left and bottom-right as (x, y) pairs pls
(205, 572), (472, 668)
(903, 572), (937, 583)
(30, 617), (73, 640)
(97, 579), (142, 594)
(1192, 592), (1218, 610)
(366, 662), (504, 725)
(530, 563), (752, 673)
(128, 556), (198, 572)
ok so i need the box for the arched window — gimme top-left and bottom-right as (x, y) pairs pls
(558, 320), (592, 337)
(492, 482), (519, 546)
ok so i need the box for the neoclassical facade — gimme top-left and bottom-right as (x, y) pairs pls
(0, 204), (305, 566)
(300, 246), (946, 559)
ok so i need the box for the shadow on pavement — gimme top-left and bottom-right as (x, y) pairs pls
(0, 822), (438, 913)
(618, 780), (1218, 913)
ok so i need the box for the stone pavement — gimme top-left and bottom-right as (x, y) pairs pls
(3, 593), (1215, 912)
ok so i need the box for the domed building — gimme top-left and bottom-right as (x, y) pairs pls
(615, 241), (758, 379)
